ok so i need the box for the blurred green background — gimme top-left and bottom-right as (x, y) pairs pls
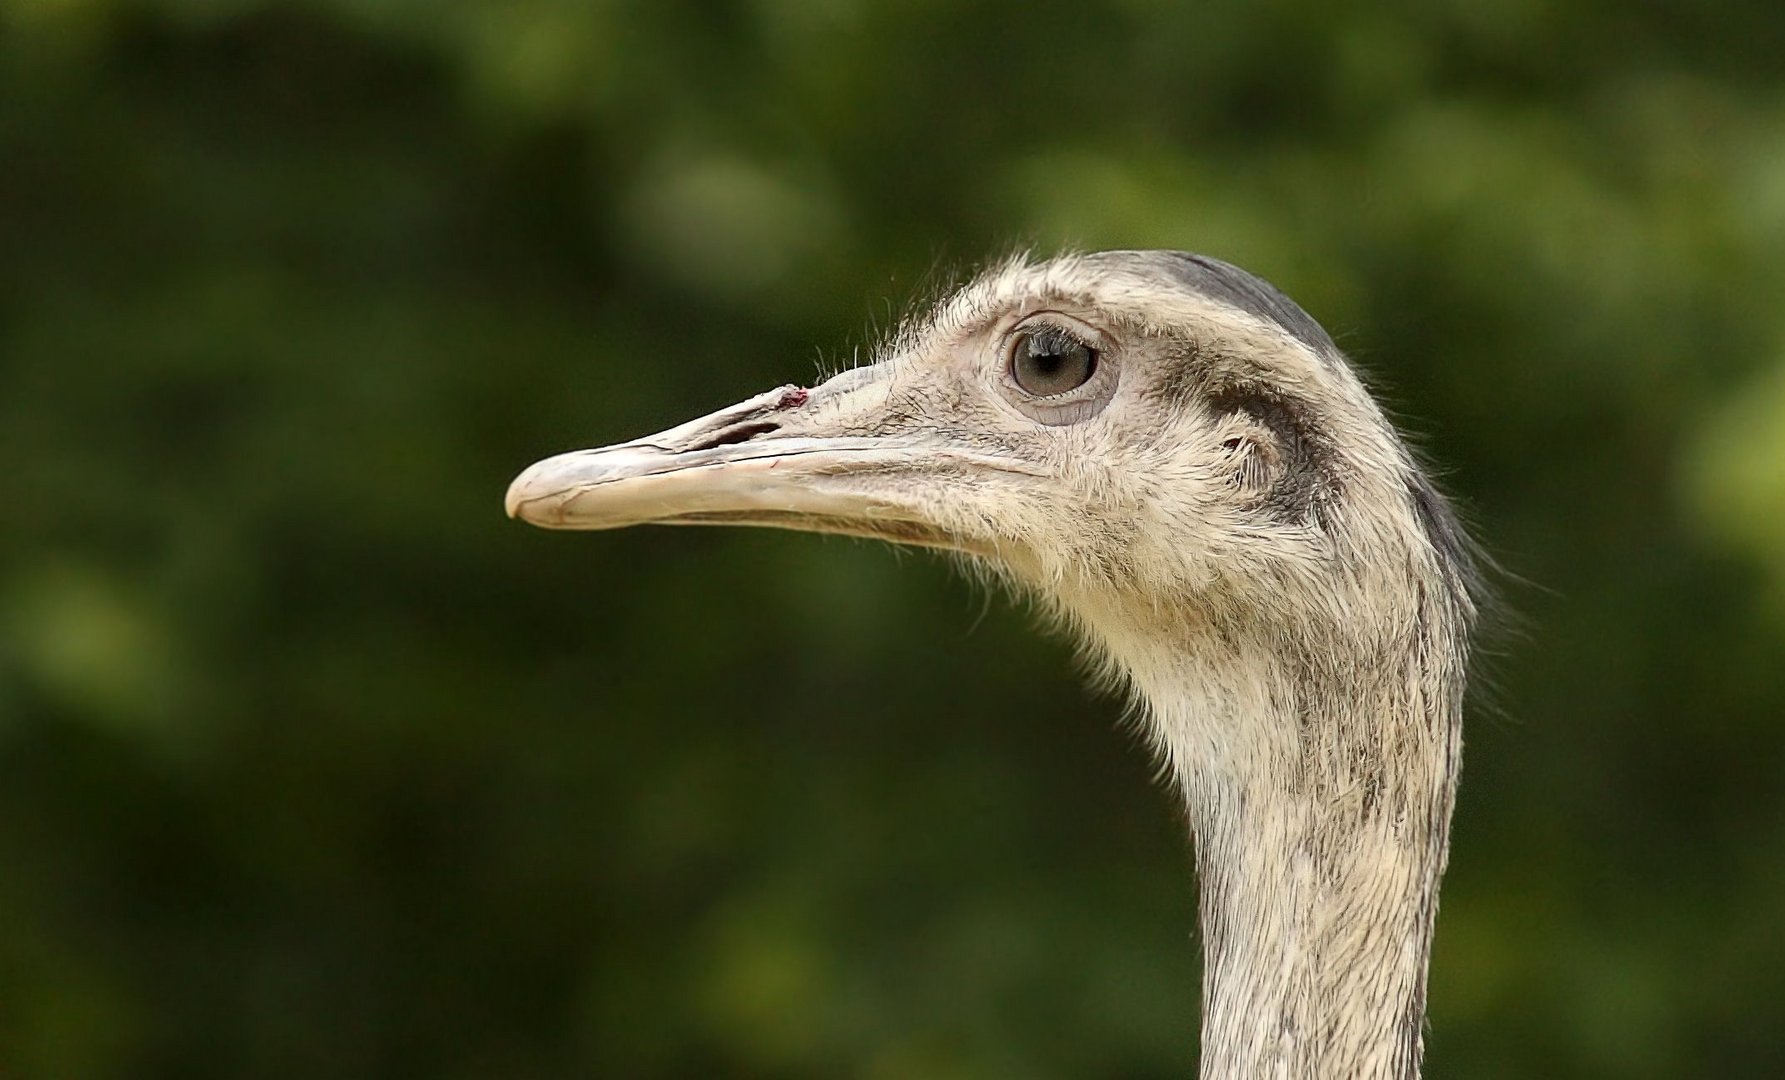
(4, 1), (1784, 1077)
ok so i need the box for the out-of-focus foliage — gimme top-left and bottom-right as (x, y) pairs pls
(3, 1), (1783, 1076)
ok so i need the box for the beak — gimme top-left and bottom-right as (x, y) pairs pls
(504, 367), (1036, 554)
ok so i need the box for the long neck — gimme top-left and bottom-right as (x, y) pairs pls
(1111, 615), (1463, 1079)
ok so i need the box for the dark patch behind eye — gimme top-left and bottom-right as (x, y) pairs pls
(1209, 387), (1332, 527)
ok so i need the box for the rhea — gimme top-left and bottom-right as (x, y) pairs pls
(505, 251), (1478, 1078)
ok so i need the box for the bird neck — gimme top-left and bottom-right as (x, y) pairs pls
(1109, 615), (1461, 1080)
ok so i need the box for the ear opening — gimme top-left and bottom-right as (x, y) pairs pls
(1208, 387), (1334, 528)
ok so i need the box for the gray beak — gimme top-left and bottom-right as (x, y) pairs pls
(504, 369), (1035, 553)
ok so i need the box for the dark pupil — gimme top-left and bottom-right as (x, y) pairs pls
(1013, 329), (1097, 396)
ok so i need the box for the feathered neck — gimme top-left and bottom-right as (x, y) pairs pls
(1076, 585), (1465, 1079)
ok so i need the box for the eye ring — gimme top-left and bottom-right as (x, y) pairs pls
(1009, 325), (1099, 398)
(993, 312), (1118, 426)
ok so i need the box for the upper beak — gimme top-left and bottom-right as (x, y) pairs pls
(504, 367), (1033, 553)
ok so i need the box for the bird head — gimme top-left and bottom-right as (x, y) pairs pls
(506, 251), (1471, 653)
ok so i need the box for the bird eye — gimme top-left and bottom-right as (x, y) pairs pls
(1010, 327), (1098, 397)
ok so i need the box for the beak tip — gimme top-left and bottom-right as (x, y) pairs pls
(504, 464), (547, 523)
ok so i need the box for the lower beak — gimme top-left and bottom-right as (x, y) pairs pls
(504, 380), (1026, 553)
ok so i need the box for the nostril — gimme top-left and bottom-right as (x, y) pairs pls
(689, 421), (780, 452)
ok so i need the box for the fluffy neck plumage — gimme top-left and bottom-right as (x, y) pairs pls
(1082, 592), (1463, 1080)
(1183, 699), (1454, 1080)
